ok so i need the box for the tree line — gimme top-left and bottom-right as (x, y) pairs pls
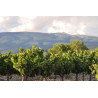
(0, 40), (98, 81)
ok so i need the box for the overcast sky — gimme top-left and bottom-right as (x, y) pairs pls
(0, 16), (98, 36)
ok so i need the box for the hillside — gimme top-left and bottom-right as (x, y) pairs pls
(0, 32), (98, 53)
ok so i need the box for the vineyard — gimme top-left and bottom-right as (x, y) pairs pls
(0, 40), (98, 81)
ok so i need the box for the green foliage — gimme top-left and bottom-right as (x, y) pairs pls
(71, 51), (83, 74)
(0, 40), (98, 81)
(0, 51), (18, 81)
(90, 64), (98, 80)
(39, 52), (53, 79)
(11, 46), (44, 79)
(69, 40), (88, 52)
(89, 48), (98, 80)
(48, 44), (71, 55)
(57, 51), (72, 76)
(86, 51), (96, 74)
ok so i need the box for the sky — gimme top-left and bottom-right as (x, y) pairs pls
(0, 16), (98, 36)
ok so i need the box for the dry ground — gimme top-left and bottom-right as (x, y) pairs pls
(0, 74), (97, 81)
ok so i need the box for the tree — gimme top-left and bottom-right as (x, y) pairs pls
(57, 51), (72, 81)
(85, 51), (96, 81)
(69, 40), (88, 52)
(90, 48), (98, 80)
(71, 51), (83, 81)
(11, 46), (44, 81)
(0, 53), (6, 76)
(11, 48), (27, 81)
(3, 51), (13, 80)
(39, 52), (53, 81)
(0, 51), (17, 81)
(48, 43), (71, 55)
(48, 43), (71, 80)
(94, 48), (98, 63)
(49, 53), (60, 81)
(78, 50), (88, 81)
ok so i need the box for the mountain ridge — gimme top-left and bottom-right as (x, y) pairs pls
(0, 32), (98, 53)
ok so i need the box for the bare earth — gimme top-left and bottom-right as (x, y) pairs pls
(0, 74), (97, 81)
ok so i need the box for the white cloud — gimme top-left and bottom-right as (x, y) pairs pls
(0, 17), (4, 22)
(77, 25), (86, 35)
(0, 16), (98, 36)
(8, 16), (36, 32)
(0, 16), (19, 28)
(9, 23), (34, 32)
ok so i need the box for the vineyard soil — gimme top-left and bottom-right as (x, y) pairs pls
(0, 74), (97, 81)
